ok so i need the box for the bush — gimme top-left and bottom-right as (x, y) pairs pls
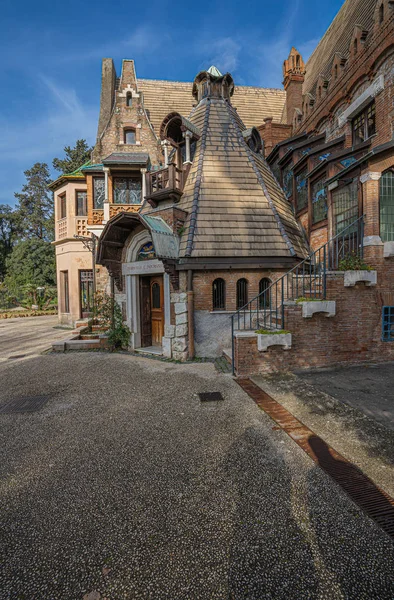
(90, 291), (130, 349)
(338, 253), (372, 271)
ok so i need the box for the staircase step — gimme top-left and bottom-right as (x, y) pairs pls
(223, 348), (232, 364)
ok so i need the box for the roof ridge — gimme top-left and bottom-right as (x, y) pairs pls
(224, 101), (297, 258)
(138, 77), (284, 93)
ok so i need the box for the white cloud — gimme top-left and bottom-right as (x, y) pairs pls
(198, 38), (241, 74)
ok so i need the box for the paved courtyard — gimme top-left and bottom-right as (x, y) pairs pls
(0, 346), (394, 599)
(0, 315), (68, 362)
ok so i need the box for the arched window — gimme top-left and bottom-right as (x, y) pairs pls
(124, 128), (136, 145)
(212, 278), (225, 311)
(126, 92), (132, 107)
(259, 278), (271, 309)
(380, 170), (394, 242)
(379, 3), (384, 23)
(236, 278), (248, 310)
(353, 38), (358, 55)
(334, 64), (338, 80)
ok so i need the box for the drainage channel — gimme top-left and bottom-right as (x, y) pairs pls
(237, 377), (394, 541)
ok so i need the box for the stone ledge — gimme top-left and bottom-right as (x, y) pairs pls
(343, 270), (377, 287)
(384, 242), (394, 258)
(299, 300), (336, 318)
(257, 333), (292, 352)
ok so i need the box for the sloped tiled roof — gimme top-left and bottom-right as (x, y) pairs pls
(102, 152), (149, 165)
(138, 79), (286, 133)
(303, 0), (377, 96)
(174, 96), (308, 260)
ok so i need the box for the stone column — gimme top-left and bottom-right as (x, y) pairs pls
(162, 140), (169, 167)
(183, 130), (193, 164)
(140, 168), (147, 203)
(360, 171), (383, 259)
(103, 167), (110, 223)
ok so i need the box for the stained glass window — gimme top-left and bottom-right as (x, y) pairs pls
(311, 178), (328, 224)
(137, 242), (156, 261)
(282, 163), (293, 199)
(295, 169), (308, 212)
(380, 171), (394, 242)
(332, 180), (358, 234)
(93, 178), (105, 209)
(114, 178), (142, 204)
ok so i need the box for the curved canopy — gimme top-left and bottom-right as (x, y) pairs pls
(160, 112), (201, 144)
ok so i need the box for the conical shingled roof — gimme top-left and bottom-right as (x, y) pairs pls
(176, 75), (308, 261)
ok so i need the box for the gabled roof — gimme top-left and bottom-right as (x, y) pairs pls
(173, 97), (308, 261)
(102, 152), (149, 166)
(48, 161), (90, 190)
(138, 79), (286, 134)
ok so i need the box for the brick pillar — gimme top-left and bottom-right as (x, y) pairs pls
(360, 171), (383, 260)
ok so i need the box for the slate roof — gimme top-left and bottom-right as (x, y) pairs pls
(138, 79), (286, 134)
(303, 0), (377, 96)
(102, 152), (149, 165)
(175, 93), (308, 260)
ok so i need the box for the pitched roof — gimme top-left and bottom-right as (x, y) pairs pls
(138, 79), (286, 133)
(102, 152), (149, 165)
(303, 0), (377, 96)
(175, 96), (308, 260)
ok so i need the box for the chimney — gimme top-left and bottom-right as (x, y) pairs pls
(96, 58), (116, 141)
(283, 48), (305, 128)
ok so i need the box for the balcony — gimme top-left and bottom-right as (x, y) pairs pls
(145, 163), (188, 207)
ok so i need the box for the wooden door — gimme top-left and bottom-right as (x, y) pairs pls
(140, 277), (152, 347)
(150, 276), (164, 346)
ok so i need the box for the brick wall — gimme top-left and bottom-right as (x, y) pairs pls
(235, 257), (394, 375)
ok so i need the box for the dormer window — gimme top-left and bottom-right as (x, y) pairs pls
(126, 92), (133, 107)
(124, 128), (136, 145)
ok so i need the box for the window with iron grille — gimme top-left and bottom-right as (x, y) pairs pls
(380, 170), (394, 242)
(236, 278), (248, 310)
(113, 178), (142, 204)
(259, 278), (271, 309)
(295, 169), (308, 212)
(352, 103), (376, 146)
(76, 191), (87, 216)
(93, 177), (105, 209)
(212, 278), (225, 311)
(382, 306), (394, 341)
(333, 180), (358, 234)
(59, 194), (67, 219)
(311, 177), (328, 224)
(282, 163), (294, 199)
(79, 270), (93, 317)
(61, 271), (69, 313)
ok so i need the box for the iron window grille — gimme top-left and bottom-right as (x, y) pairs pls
(93, 177), (105, 209)
(236, 279), (248, 310)
(333, 180), (358, 235)
(352, 103), (376, 146)
(312, 177), (328, 224)
(380, 170), (394, 242)
(259, 278), (271, 309)
(212, 278), (225, 311)
(80, 270), (93, 317)
(295, 169), (308, 212)
(113, 178), (142, 204)
(76, 191), (87, 216)
(382, 306), (394, 341)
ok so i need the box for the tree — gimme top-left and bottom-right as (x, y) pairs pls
(4, 239), (56, 295)
(52, 139), (92, 174)
(14, 163), (54, 241)
(0, 205), (20, 281)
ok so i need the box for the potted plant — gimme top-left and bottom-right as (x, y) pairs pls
(339, 253), (377, 287)
(255, 329), (292, 352)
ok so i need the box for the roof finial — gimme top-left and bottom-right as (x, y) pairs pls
(207, 65), (222, 77)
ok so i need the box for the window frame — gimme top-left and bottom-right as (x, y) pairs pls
(75, 190), (87, 216)
(60, 270), (69, 313)
(113, 176), (142, 205)
(382, 306), (394, 341)
(236, 278), (248, 310)
(295, 167), (308, 213)
(352, 103), (376, 146)
(93, 177), (105, 209)
(59, 193), (67, 220)
(380, 169), (394, 242)
(332, 179), (359, 235)
(124, 128), (136, 145)
(126, 92), (133, 107)
(212, 278), (226, 311)
(259, 278), (271, 309)
(311, 176), (328, 225)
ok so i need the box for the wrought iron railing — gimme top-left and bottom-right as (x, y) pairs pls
(230, 216), (364, 372)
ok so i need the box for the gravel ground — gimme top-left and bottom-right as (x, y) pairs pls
(0, 353), (394, 599)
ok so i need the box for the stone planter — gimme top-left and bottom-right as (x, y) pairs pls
(257, 332), (292, 352)
(343, 270), (377, 287)
(299, 300), (336, 318)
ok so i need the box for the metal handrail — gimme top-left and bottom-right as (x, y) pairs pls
(230, 215), (364, 374)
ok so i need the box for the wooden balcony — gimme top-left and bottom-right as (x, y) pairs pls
(145, 163), (187, 207)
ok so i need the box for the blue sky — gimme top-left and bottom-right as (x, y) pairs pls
(0, 0), (344, 206)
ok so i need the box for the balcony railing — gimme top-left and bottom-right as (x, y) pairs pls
(145, 163), (186, 205)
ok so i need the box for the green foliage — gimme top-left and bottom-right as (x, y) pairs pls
(14, 163), (54, 241)
(22, 283), (57, 310)
(91, 291), (131, 349)
(295, 297), (323, 303)
(338, 253), (372, 271)
(255, 329), (290, 334)
(0, 204), (20, 281)
(52, 139), (92, 175)
(4, 239), (56, 297)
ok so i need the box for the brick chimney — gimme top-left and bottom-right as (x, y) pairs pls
(283, 48), (306, 128)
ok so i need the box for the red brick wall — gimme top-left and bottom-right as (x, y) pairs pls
(235, 258), (394, 375)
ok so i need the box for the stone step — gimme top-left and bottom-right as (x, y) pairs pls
(223, 348), (232, 363)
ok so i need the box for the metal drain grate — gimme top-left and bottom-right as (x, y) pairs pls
(199, 392), (224, 402)
(0, 396), (49, 414)
(237, 377), (394, 540)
